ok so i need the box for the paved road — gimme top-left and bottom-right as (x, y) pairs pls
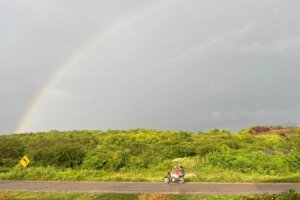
(0, 180), (299, 195)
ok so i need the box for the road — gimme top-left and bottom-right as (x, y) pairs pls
(0, 180), (299, 195)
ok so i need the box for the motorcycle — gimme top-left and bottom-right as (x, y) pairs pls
(163, 172), (185, 184)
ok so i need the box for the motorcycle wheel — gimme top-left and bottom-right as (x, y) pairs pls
(163, 176), (170, 184)
(178, 177), (185, 184)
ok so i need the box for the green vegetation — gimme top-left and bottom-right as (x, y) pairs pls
(0, 127), (300, 182)
(0, 190), (299, 200)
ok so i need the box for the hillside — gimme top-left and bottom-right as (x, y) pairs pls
(0, 127), (299, 182)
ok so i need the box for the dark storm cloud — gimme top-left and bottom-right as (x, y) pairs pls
(1, 0), (300, 133)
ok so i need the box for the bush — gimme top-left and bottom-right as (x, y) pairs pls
(82, 151), (110, 170)
(284, 153), (300, 172)
(82, 149), (130, 171)
(162, 145), (196, 159)
(276, 189), (300, 200)
(207, 148), (291, 174)
(1, 128), (300, 177)
(195, 144), (219, 157)
(0, 137), (24, 167)
(28, 138), (85, 168)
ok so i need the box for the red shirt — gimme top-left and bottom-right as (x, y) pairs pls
(171, 167), (180, 175)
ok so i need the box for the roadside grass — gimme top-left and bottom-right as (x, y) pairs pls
(0, 190), (299, 200)
(190, 166), (300, 183)
(0, 164), (299, 183)
(0, 192), (137, 200)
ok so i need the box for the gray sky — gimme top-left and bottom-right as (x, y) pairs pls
(1, 0), (300, 134)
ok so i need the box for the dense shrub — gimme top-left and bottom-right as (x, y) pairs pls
(82, 151), (110, 170)
(207, 148), (293, 174)
(162, 145), (196, 159)
(275, 189), (300, 200)
(195, 144), (219, 157)
(284, 153), (300, 172)
(0, 137), (24, 167)
(27, 137), (85, 168)
(82, 148), (131, 170)
(0, 128), (299, 173)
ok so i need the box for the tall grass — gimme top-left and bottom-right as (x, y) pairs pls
(1, 161), (299, 182)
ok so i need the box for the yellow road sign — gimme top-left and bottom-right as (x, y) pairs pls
(20, 156), (30, 167)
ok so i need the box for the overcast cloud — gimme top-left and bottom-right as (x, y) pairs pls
(1, 0), (300, 134)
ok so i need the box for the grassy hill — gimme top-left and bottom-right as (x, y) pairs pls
(0, 127), (299, 182)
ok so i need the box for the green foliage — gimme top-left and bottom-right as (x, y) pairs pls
(1, 165), (58, 180)
(0, 191), (281, 200)
(1, 191), (299, 200)
(82, 150), (110, 170)
(275, 189), (300, 200)
(246, 189), (300, 200)
(0, 191), (138, 200)
(195, 144), (219, 157)
(0, 137), (24, 167)
(284, 153), (300, 172)
(207, 146), (296, 174)
(162, 145), (197, 159)
(82, 148), (131, 170)
(27, 137), (86, 168)
(0, 127), (300, 182)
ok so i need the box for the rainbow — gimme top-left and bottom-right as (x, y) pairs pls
(15, 1), (174, 133)
(15, 15), (139, 133)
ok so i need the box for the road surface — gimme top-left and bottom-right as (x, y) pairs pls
(0, 180), (299, 195)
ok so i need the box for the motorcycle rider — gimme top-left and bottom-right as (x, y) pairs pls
(164, 164), (185, 184)
(170, 165), (180, 181)
(179, 165), (185, 177)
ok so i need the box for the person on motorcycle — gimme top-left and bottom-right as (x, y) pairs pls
(179, 165), (185, 177)
(170, 166), (180, 180)
(163, 164), (186, 184)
